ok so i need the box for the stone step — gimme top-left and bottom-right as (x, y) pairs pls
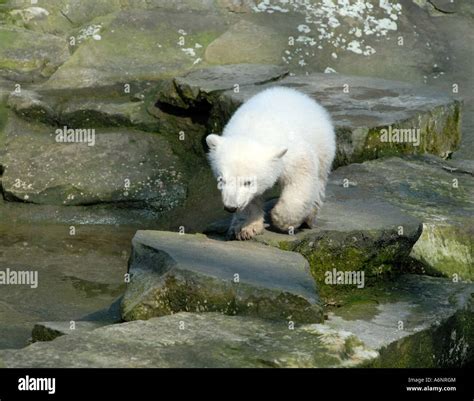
(158, 65), (462, 167)
(1, 275), (472, 368)
(121, 230), (323, 324)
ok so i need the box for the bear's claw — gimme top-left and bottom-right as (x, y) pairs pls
(227, 221), (264, 241)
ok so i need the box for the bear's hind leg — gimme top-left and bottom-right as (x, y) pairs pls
(303, 179), (326, 228)
(227, 198), (264, 241)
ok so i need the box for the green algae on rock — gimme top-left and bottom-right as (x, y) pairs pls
(351, 156), (474, 280)
(0, 26), (69, 82)
(41, 9), (229, 90)
(2, 275), (472, 368)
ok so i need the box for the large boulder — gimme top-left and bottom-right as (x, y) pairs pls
(1, 114), (186, 209)
(203, 0), (448, 83)
(326, 155), (473, 281)
(121, 230), (323, 323)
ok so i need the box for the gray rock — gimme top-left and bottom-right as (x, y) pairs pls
(1, 114), (186, 209)
(204, 19), (290, 65)
(206, 174), (424, 298)
(0, 312), (377, 368)
(325, 274), (474, 368)
(425, 0), (474, 16)
(0, 26), (69, 82)
(341, 155), (473, 280)
(161, 69), (461, 166)
(42, 9), (230, 90)
(157, 63), (288, 108)
(206, 155), (473, 287)
(121, 230), (323, 323)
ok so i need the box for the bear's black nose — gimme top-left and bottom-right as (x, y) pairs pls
(224, 206), (237, 213)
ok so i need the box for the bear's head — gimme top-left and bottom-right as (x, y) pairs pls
(206, 134), (287, 212)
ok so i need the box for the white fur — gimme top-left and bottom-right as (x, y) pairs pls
(206, 86), (336, 240)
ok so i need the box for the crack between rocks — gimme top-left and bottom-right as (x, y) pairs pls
(441, 165), (473, 176)
(427, 1), (456, 14)
(60, 9), (75, 25)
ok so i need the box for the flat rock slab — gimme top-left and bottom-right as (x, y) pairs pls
(325, 275), (474, 368)
(121, 230), (323, 323)
(0, 312), (376, 368)
(159, 68), (461, 166)
(42, 9), (230, 90)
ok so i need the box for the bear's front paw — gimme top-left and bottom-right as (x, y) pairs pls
(227, 221), (264, 241)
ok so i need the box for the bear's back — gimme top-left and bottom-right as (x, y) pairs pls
(223, 86), (334, 150)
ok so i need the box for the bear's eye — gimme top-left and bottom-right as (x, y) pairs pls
(243, 180), (252, 187)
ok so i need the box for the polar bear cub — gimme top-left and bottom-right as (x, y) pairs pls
(206, 86), (336, 240)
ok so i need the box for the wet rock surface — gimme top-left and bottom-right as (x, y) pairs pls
(326, 275), (474, 368)
(0, 224), (130, 349)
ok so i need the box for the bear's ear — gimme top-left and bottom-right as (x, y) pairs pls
(206, 134), (222, 151)
(273, 148), (288, 160)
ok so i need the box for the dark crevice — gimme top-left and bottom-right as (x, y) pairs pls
(427, 1), (456, 14)
(60, 9), (75, 25)
(154, 100), (212, 126)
